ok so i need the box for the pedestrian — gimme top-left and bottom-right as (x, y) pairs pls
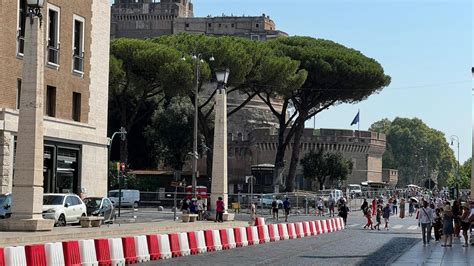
(441, 202), (454, 247)
(197, 196), (205, 221)
(364, 207), (374, 230)
(338, 200), (349, 226)
(283, 197), (291, 222)
(375, 204), (382, 230)
(433, 207), (443, 241)
(409, 200), (415, 217)
(250, 201), (256, 224)
(371, 198), (377, 218)
(328, 195), (335, 217)
(393, 197), (398, 215)
(460, 202), (470, 247)
(382, 203), (391, 230)
(272, 198), (279, 221)
(452, 200), (461, 238)
(181, 199), (189, 214)
(399, 198), (405, 219)
(215, 197), (224, 223)
(418, 200), (434, 245)
(189, 198), (197, 214)
(361, 199), (368, 216)
(317, 198), (324, 216)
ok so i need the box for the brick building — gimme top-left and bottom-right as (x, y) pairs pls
(0, 0), (110, 196)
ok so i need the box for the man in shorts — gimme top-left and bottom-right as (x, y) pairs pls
(272, 198), (279, 221)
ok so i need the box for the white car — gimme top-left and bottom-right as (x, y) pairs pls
(42, 193), (87, 227)
(259, 194), (283, 208)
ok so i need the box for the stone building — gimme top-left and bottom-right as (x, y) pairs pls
(0, 0), (110, 196)
(110, 0), (287, 39)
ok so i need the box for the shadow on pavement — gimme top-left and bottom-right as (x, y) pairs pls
(357, 237), (419, 265)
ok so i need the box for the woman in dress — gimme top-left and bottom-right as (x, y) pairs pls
(442, 203), (454, 247)
(399, 198), (406, 219)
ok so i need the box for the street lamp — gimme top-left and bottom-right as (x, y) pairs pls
(27, 0), (44, 23)
(184, 54), (214, 197)
(450, 135), (460, 199)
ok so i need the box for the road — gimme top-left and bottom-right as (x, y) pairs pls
(142, 211), (425, 266)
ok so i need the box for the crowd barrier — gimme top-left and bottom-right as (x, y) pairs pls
(0, 217), (345, 265)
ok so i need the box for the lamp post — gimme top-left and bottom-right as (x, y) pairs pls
(184, 54), (214, 197)
(210, 68), (230, 219)
(450, 135), (460, 199)
(107, 127), (127, 191)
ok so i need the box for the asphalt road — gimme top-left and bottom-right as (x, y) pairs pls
(142, 211), (423, 266)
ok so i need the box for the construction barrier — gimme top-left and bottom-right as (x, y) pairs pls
(168, 233), (181, 257)
(287, 223), (296, 239)
(108, 238), (126, 266)
(121, 236), (137, 264)
(245, 227), (254, 246)
(0, 247), (4, 266)
(204, 230), (215, 252)
(187, 231), (199, 255)
(78, 239), (98, 266)
(4, 246), (26, 266)
(331, 219), (337, 232)
(267, 224), (275, 242)
(195, 231), (207, 254)
(157, 235), (172, 260)
(134, 235), (151, 262)
(177, 232), (190, 256)
(294, 223), (302, 238)
(237, 227), (248, 247)
(45, 243), (65, 266)
(94, 239), (112, 266)
(321, 219), (328, 233)
(315, 220), (322, 235)
(25, 244), (47, 266)
(303, 222), (311, 236)
(251, 226), (260, 245)
(211, 230), (223, 251)
(146, 235), (161, 261)
(255, 217), (265, 226)
(271, 224), (280, 242)
(226, 228), (237, 249)
(279, 223), (289, 240)
(308, 221), (316, 236)
(62, 240), (81, 266)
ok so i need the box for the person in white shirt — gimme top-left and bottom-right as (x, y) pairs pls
(418, 200), (434, 245)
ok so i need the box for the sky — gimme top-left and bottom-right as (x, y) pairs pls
(192, 0), (472, 163)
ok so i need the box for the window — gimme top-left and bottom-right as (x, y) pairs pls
(46, 86), (56, 117)
(255, 23), (259, 28)
(208, 23), (211, 27)
(17, 0), (27, 56)
(47, 5), (60, 66)
(72, 92), (81, 122)
(72, 16), (85, 73)
(16, 79), (21, 109)
(185, 23), (189, 28)
(231, 23), (234, 28)
(218, 23), (221, 28)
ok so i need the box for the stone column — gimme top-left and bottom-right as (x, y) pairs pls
(0, 15), (54, 231)
(0, 131), (13, 194)
(210, 88), (228, 216)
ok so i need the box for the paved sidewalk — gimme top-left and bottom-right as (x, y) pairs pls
(392, 237), (473, 265)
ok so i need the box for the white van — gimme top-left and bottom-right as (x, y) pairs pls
(348, 184), (362, 196)
(108, 189), (140, 208)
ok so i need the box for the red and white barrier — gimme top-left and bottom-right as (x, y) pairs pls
(78, 239), (98, 266)
(271, 224), (280, 241)
(297, 222), (305, 238)
(63, 240), (82, 266)
(146, 234), (161, 261)
(45, 242), (64, 266)
(177, 232), (191, 256)
(308, 221), (315, 236)
(321, 219), (328, 233)
(25, 244), (47, 266)
(4, 246), (26, 266)
(219, 229), (230, 250)
(195, 231), (207, 254)
(168, 233), (181, 257)
(315, 220), (322, 235)
(245, 227), (254, 246)
(303, 221), (311, 236)
(0, 247), (4, 266)
(279, 223), (289, 240)
(287, 223), (296, 239)
(237, 227), (248, 247)
(251, 226), (260, 245)
(204, 230), (215, 252)
(187, 231), (199, 255)
(226, 228), (237, 249)
(94, 238), (112, 266)
(157, 234), (172, 259)
(134, 235), (151, 262)
(211, 230), (223, 251)
(255, 217), (265, 226)
(108, 238), (126, 265)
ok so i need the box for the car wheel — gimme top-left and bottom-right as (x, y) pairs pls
(133, 201), (139, 209)
(57, 214), (66, 227)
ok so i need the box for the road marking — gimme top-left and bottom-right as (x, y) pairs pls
(347, 224), (359, 227)
(407, 225), (418, 230)
(392, 225), (403, 229)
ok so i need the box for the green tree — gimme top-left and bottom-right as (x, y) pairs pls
(259, 36), (391, 191)
(301, 150), (354, 190)
(446, 157), (471, 189)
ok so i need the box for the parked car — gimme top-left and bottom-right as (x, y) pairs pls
(0, 193), (12, 218)
(108, 189), (140, 208)
(83, 197), (115, 224)
(259, 194), (283, 208)
(348, 184), (362, 197)
(42, 193), (87, 227)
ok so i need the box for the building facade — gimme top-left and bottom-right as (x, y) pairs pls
(110, 0), (287, 39)
(0, 0), (110, 197)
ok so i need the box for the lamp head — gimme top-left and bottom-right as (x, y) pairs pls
(215, 68), (230, 85)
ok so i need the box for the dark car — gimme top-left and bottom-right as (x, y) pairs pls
(83, 197), (115, 224)
(0, 193), (12, 218)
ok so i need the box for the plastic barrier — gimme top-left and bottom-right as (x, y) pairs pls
(315, 220), (323, 235)
(238, 227), (248, 247)
(226, 228), (237, 249)
(212, 230), (223, 251)
(78, 239), (98, 266)
(279, 223), (289, 240)
(254, 217), (265, 226)
(251, 226), (260, 245)
(204, 230), (216, 252)
(257, 226), (265, 244)
(187, 231), (199, 255)
(294, 223), (302, 238)
(245, 227), (254, 246)
(195, 231), (207, 254)
(121, 237), (137, 264)
(0, 247), (4, 266)
(177, 233), (191, 256)
(45, 242), (65, 265)
(168, 233), (181, 257)
(303, 222), (311, 236)
(307, 221), (315, 236)
(218, 229), (230, 250)
(340, 217), (345, 229)
(326, 219), (333, 233)
(4, 246), (26, 266)
(62, 240), (81, 266)
(267, 224), (275, 242)
(287, 223), (296, 239)
(94, 239), (112, 266)
(331, 219), (337, 232)
(271, 224), (280, 241)
(108, 238), (126, 266)
(146, 235), (160, 261)
(263, 225), (270, 243)
(157, 234), (172, 259)
(25, 244), (47, 266)
(233, 228), (242, 247)
(321, 219), (328, 233)
(134, 235), (151, 262)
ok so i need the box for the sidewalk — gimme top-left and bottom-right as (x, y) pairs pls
(392, 237), (473, 265)
(0, 220), (248, 247)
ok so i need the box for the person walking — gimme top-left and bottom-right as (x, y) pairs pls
(328, 195), (336, 217)
(442, 203), (454, 247)
(215, 197), (224, 223)
(452, 200), (461, 238)
(364, 207), (374, 230)
(375, 204), (382, 230)
(371, 198), (377, 218)
(382, 203), (391, 230)
(418, 200), (434, 245)
(399, 198), (406, 219)
(409, 200), (415, 217)
(460, 202), (470, 247)
(361, 199), (368, 216)
(338, 201), (349, 226)
(272, 198), (279, 221)
(250, 201), (257, 224)
(317, 198), (324, 216)
(196, 196), (205, 221)
(433, 207), (442, 242)
(392, 197), (398, 215)
(283, 197), (291, 222)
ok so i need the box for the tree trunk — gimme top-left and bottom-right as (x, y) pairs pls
(273, 115), (287, 192)
(286, 116), (306, 192)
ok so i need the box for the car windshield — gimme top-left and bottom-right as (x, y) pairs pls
(109, 192), (122, 197)
(43, 195), (65, 205)
(84, 198), (102, 208)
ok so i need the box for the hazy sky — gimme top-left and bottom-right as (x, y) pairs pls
(192, 0), (472, 162)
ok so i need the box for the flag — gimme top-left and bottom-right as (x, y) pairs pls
(350, 111), (359, 126)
